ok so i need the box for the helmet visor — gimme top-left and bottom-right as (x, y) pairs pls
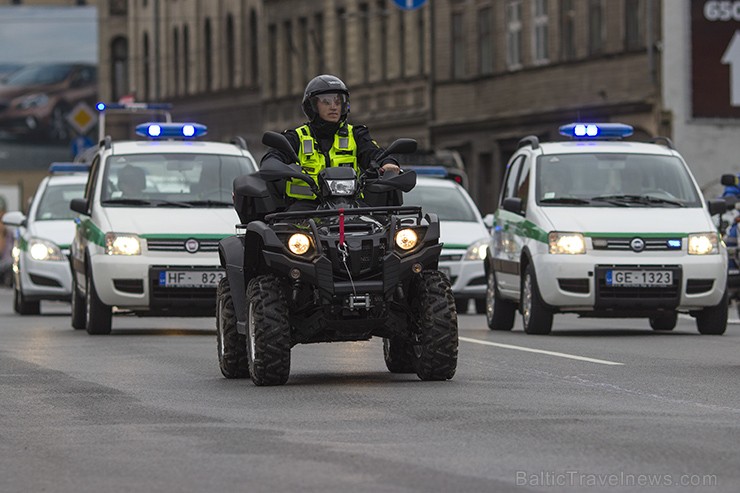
(310, 92), (349, 116)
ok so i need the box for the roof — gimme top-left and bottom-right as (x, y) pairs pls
(108, 140), (248, 156)
(537, 140), (677, 156)
(44, 173), (89, 186)
(414, 176), (464, 189)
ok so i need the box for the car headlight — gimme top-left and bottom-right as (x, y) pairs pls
(287, 233), (311, 255)
(18, 93), (50, 109)
(548, 232), (586, 254)
(105, 233), (142, 255)
(688, 232), (719, 255)
(464, 238), (489, 260)
(326, 179), (356, 196)
(395, 228), (418, 250)
(28, 238), (64, 261)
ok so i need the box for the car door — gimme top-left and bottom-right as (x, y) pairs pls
(71, 154), (101, 287)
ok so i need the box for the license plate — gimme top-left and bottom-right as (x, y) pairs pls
(159, 270), (224, 288)
(606, 270), (673, 287)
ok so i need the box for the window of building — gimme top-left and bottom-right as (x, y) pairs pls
(451, 11), (465, 78)
(506, 0), (522, 70)
(378, 0), (388, 80)
(624, 0), (644, 51)
(110, 36), (129, 101)
(226, 15), (235, 89)
(418, 9), (425, 74)
(268, 24), (277, 96)
(183, 25), (190, 93)
(110, 0), (127, 16)
(560, 0), (576, 60)
(337, 9), (347, 78)
(204, 19), (213, 91)
(172, 28), (179, 96)
(142, 32), (150, 99)
(588, 0), (604, 55)
(250, 10), (259, 85)
(314, 13), (325, 74)
(359, 3), (370, 82)
(299, 17), (309, 85)
(284, 20), (293, 94)
(478, 6), (493, 75)
(532, 0), (548, 64)
(399, 12), (406, 78)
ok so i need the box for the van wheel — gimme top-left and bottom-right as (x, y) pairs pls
(383, 337), (415, 373)
(486, 270), (516, 331)
(86, 270), (112, 335)
(454, 298), (468, 314)
(649, 312), (677, 331)
(474, 299), (487, 314)
(521, 264), (553, 335)
(14, 282), (40, 315)
(695, 290), (728, 335)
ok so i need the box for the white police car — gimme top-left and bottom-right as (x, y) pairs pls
(486, 123), (728, 335)
(2, 163), (88, 314)
(69, 120), (258, 334)
(403, 176), (489, 313)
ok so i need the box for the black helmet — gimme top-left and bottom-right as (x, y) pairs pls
(302, 74), (350, 122)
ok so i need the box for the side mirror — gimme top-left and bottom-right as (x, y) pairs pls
(502, 197), (524, 215)
(375, 138), (418, 163)
(70, 198), (89, 215)
(262, 131), (300, 164)
(483, 213), (494, 229)
(2, 211), (26, 227)
(721, 174), (738, 187)
(707, 198), (727, 216)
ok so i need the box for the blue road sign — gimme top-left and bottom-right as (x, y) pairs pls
(392, 0), (427, 11)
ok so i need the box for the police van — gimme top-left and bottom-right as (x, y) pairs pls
(485, 123), (728, 335)
(70, 107), (257, 334)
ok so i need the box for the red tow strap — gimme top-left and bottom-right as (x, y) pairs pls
(338, 208), (345, 245)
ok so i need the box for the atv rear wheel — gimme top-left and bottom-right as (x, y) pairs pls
(216, 277), (249, 378)
(246, 274), (291, 386)
(411, 270), (458, 381)
(383, 337), (415, 373)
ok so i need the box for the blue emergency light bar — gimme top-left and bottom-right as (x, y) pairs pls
(403, 165), (448, 177)
(135, 122), (208, 138)
(559, 123), (634, 139)
(96, 102), (173, 112)
(49, 162), (91, 174)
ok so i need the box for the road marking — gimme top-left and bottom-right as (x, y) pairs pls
(459, 337), (624, 366)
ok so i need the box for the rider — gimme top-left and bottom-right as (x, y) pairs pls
(261, 74), (400, 210)
(722, 173), (740, 246)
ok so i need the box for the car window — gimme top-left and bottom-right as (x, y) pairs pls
(535, 153), (703, 207)
(35, 183), (86, 220)
(403, 184), (478, 222)
(501, 155), (524, 202)
(100, 153), (256, 205)
(4, 63), (73, 86)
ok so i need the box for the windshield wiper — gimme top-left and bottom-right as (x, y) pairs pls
(540, 197), (592, 205)
(181, 199), (232, 207)
(151, 200), (194, 208)
(101, 198), (155, 206)
(590, 194), (685, 207)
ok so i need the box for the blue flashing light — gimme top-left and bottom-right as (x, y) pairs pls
(96, 102), (106, 111)
(135, 122), (208, 139)
(667, 239), (682, 249)
(404, 165), (448, 177)
(559, 122), (634, 139)
(49, 162), (90, 174)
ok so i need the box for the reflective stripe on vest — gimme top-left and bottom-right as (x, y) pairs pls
(286, 123), (359, 200)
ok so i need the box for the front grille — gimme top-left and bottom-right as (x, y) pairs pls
(686, 279), (714, 294)
(595, 265), (681, 308)
(558, 278), (590, 294)
(113, 279), (144, 294)
(29, 273), (61, 287)
(146, 238), (220, 253)
(150, 285), (217, 301)
(591, 237), (682, 251)
(468, 275), (486, 286)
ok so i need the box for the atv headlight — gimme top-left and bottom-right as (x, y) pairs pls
(548, 232), (586, 254)
(688, 232), (719, 255)
(395, 228), (418, 251)
(326, 179), (356, 196)
(28, 238), (64, 261)
(464, 238), (489, 260)
(105, 233), (142, 255)
(288, 233), (311, 255)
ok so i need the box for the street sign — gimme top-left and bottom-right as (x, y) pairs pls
(691, 1), (740, 118)
(66, 101), (98, 135)
(392, 0), (427, 11)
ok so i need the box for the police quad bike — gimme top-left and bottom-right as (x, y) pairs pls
(720, 173), (740, 315)
(215, 131), (458, 386)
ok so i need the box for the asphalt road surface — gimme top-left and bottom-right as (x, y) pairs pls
(1, 288), (738, 493)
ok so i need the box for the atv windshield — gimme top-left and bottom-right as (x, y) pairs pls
(535, 153), (703, 207)
(100, 153), (257, 207)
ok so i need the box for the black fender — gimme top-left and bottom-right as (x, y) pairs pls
(218, 235), (248, 334)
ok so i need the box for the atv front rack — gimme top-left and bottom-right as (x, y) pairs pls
(263, 205), (423, 223)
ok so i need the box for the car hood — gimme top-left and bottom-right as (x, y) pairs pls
(28, 220), (76, 247)
(439, 221), (490, 250)
(102, 208), (240, 235)
(539, 208), (715, 233)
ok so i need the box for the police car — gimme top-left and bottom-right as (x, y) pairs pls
(2, 163), (88, 314)
(486, 123), (728, 335)
(403, 176), (489, 313)
(69, 118), (258, 334)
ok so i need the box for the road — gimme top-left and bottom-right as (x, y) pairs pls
(0, 287), (738, 492)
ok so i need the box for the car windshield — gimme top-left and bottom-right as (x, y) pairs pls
(535, 153), (703, 207)
(403, 183), (478, 221)
(35, 182), (86, 221)
(100, 153), (256, 207)
(3, 64), (73, 86)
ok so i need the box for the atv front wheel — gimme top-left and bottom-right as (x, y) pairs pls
(216, 277), (249, 378)
(383, 337), (415, 373)
(411, 270), (458, 381)
(246, 274), (291, 386)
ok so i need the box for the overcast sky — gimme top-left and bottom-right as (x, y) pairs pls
(0, 6), (97, 65)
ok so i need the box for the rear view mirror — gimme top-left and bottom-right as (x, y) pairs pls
(502, 197), (524, 215)
(70, 198), (89, 215)
(2, 211), (26, 227)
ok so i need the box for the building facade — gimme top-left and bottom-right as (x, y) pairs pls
(95, 0), (738, 213)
